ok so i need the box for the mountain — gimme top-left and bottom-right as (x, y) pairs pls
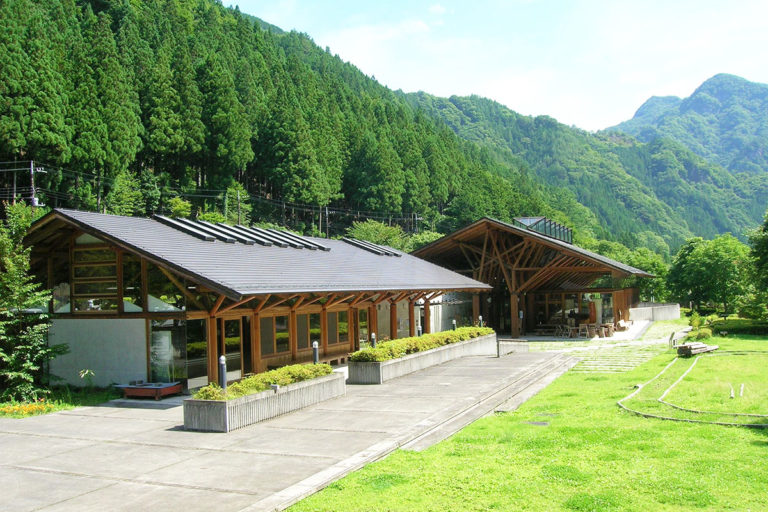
(610, 74), (768, 175)
(0, 0), (600, 238)
(403, 93), (768, 253)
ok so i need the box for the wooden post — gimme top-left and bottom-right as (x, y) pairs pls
(510, 293), (520, 337)
(424, 299), (432, 333)
(472, 294), (480, 325)
(251, 312), (260, 374)
(349, 307), (356, 352)
(408, 301), (416, 337)
(207, 317), (218, 384)
(289, 308), (298, 361)
(390, 300), (398, 340)
(320, 306), (328, 356)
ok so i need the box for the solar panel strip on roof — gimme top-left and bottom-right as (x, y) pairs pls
(153, 215), (215, 242)
(174, 218), (237, 243)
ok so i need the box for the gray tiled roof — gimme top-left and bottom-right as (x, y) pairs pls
(47, 209), (491, 299)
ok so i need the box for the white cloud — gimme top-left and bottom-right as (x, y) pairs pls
(428, 4), (446, 15)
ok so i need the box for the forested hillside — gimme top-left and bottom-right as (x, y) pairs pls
(404, 93), (768, 254)
(0, 0), (603, 239)
(611, 74), (768, 175)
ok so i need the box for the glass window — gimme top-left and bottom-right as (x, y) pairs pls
(309, 313), (321, 343)
(297, 314), (309, 349)
(327, 312), (338, 344)
(338, 311), (349, 344)
(122, 254), (143, 312)
(146, 263), (184, 312)
(275, 315), (289, 353)
(260, 317), (274, 356)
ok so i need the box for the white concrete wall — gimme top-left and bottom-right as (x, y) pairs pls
(49, 318), (147, 387)
(630, 303), (680, 322)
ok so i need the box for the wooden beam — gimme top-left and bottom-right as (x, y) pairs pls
(478, 229), (489, 281)
(254, 294), (271, 313)
(209, 294), (226, 316)
(327, 293), (356, 308)
(218, 296), (253, 315)
(491, 231), (514, 293)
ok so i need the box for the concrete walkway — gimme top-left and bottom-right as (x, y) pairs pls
(0, 350), (574, 512)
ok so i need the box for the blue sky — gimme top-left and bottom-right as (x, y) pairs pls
(232, 1), (768, 131)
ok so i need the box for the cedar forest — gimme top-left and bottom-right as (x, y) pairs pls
(1, 0), (767, 310)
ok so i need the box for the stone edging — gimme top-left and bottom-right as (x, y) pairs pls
(183, 372), (346, 432)
(347, 333), (497, 384)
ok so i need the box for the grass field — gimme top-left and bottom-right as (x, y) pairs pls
(291, 333), (768, 511)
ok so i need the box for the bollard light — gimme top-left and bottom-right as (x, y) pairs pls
(312, 340), (319, 364)
(452, 319), (457, 330)
(479, 315), (483, 327)
(371, 332), (377, 348)
(417, 325), (423, 337)
(218, 355), (227, 391)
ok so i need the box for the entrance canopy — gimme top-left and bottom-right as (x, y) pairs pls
(413, 217), (652, 335)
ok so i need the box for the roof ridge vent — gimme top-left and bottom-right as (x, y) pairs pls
(342, 237), (401, 256)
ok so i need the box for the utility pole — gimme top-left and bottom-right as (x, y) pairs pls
(29, 160), (36, 206)
(12, 158), (17, 204)
(237, 190), (241, 225)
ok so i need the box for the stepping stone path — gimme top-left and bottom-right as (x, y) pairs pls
(531, 338), (668, 373)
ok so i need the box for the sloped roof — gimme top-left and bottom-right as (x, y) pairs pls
(28, 209), (490, 300)
(412, 217), (652, 292)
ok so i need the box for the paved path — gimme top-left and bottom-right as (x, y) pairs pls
(0, 350), (571, 512)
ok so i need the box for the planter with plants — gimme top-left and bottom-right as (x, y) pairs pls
(347, 327), (495, 384)
(183, 363), (344, 432)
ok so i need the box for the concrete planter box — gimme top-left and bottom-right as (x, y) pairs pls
(348, 333), (497, 384)
(183, 372), (346, 432)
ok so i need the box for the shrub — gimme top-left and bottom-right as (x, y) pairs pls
(685, 327), (712, 341)
(709, 318), (768, 335)
(193, 363), (333, 400)
(349, 327), (495, 362)
(689, 312), (701, 330)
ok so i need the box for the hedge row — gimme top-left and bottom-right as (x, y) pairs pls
(193, 363), (333, 401)
(349, 326), (495, 362)
(709, 319), (768, 335)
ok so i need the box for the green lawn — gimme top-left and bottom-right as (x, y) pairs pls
(0, 386), (121, 418)
(292, 334), (768, 511)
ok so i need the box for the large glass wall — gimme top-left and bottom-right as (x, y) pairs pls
(186, 319), (207, 389)
(72, 238), (118, 312)
(122, 254), (143, 312)
(146, 262), (185, 312)
(149, 318), (186, 384)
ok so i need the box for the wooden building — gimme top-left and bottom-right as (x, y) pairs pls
(412, 217), (652, 337)
(26, 209), (490, 388)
